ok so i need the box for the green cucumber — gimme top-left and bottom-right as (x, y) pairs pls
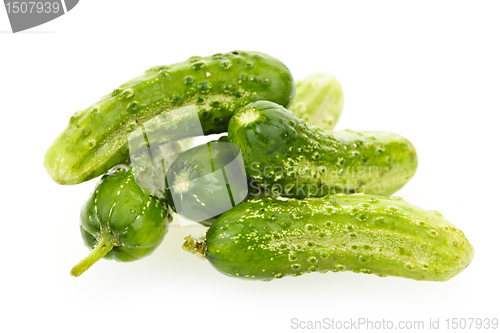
(165, 136), (247, 227)
(288, 73), (344, 130)
(165, 136), (270, 227)
(44, 51), (294, 185)
(228, 101), (418, 198)
(71, 165), (172, 277)
(184, 194), (474, 281)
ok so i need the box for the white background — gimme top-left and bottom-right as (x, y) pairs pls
(1, 1), (499, 332)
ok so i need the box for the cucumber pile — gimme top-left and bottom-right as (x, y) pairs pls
(44, 50), (473, 281)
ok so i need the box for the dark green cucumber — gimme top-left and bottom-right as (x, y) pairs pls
(165, 136), (247, 227)
(44, 51), (294, 185)
(165, 136), (268, 227)
(228, 101), (418, 198)
(184, 194), (474, 281)
(71, 165), (172, 277)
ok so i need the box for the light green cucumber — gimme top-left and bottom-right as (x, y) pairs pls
(44, 51), (294, 185)
(288, 73), (344, 130)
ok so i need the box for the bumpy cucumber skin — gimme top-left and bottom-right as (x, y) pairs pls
(228, 101), (418, 199)
(80, 165), (172, 262)
(165, 137), (246, 227)
(44, 51), (294, 185)
(166, 136), (269, 227)
(204, 194), (473, 281)
(288, 73), (344, 130)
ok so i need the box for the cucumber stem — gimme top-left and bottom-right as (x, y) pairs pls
(70, 236), (115, 277)
(182, 236), (207, 259)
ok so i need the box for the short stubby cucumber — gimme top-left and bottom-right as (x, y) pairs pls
(184, 194), (474, 281)
(288, 73), (344, 130)
(165, 136), (247, 227)
(70, 165), (172, 277)
(44, 51), (294, 185)
(228, 101), (418, 198)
